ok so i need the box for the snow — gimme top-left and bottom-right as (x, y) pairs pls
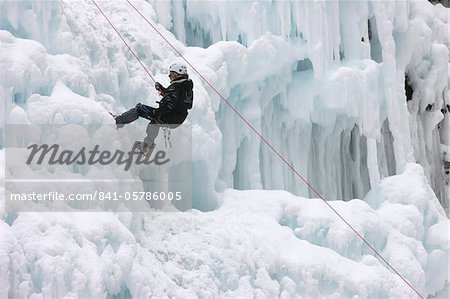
(0, 0), (449, 298)
(1, 163), (448, 298)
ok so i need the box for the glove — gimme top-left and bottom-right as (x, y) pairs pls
(155, 82), (165, 96)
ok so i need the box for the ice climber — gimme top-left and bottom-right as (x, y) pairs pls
(112, 63), (194, 156)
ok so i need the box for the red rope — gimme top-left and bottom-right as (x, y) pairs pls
(92, 1), (425, 298)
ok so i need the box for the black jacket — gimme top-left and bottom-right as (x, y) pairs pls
(155, 77), (193, 124)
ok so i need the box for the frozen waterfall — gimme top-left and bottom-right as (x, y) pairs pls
(1, 0), (449, 298)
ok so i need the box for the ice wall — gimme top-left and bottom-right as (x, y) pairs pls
(1, 1), (449, 298)
(1, 0), (448, 211)
(153, 0), (450, 210)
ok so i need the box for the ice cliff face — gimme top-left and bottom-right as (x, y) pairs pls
(154, 0), (450, 212)
(1, 1), (449, 298)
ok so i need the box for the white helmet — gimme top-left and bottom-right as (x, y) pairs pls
(169, 63), (188, 75)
